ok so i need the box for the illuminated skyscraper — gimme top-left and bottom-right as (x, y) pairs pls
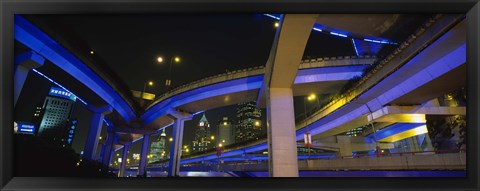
(37, 87), (77, 147)
(217, 117), (234, 146)
(235, 101), (262, 143)
(192, 114), (211, 152)
(149, 128), (167, 163)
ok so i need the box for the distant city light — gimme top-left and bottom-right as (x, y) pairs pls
(210, 135), (215, 140)
(90, 50), (94, 55)
(255, 121), (260, 127)
(223, 122), (228, 126)
(169, 137), (173, 142)
(274, 22), (279, 28)
(174, 57), (181, 63)
(148, 81), (154, 86)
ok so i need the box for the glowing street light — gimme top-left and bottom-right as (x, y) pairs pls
(157, 56), (164, 63)
(169, 137), (173, 142)
(159, 55), (182, 90)
(140, 80), (154, 107)
(254, 121), (260, 127)
(210, 135), (215, 140)
(218, 143), (223, 148)
(90, 50), (94, 55)
(274, 22), (279, 28)
(223, 121), (228, 126)
(174, 57), (181, 63)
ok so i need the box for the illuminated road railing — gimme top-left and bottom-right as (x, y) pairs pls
(145, 57), (375, 111)
(339, 149), (466, 159)
(295, 14), (464, 131)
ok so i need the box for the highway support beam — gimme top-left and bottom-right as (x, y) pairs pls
(137, 134), (151, 177)
(258, 14), (318, 177)
(167, 109), (193, 177)
(83, 105), (113, 161)
(118, 143), (131, 177)
(14, 51), (45, 107)
(101, 131), (117, 167)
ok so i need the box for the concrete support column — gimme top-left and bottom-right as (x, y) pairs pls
(167, 109), (193, 177)
(337, 136), (353, 157)
(267, 88), (298, 177)
(138, 134), (151, 177)
(97, 144), (106, 162)
(83, 105), (113, 161)
(118, 144), (130, 177)
(14, 51), (45, 107)
(101, 131), (116, 167)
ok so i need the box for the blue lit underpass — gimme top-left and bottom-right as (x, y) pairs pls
(14, 14), (466, 177)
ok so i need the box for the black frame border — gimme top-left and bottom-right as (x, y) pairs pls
(1, 0), (479, 191)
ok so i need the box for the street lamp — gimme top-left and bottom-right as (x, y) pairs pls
(303, 93), (320, 120)
(140, 80), (154, 107)
(303, 93), (318, 159)
(157, 56), (181, 90)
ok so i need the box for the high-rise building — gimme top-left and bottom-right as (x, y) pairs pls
(37, 87), (77, 147)
(32, 105), (44, 127)
(217, 117), (234, 146)
(235, 101), (262, 143)
(192, 114), (211, 152)
(149, 128), (167, 163)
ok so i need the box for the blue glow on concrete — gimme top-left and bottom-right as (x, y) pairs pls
(182, 42), (466, 164)
(370, 123), (426, 141)
(330, 32), (348, 38)
(32, 69), (87, 105)
(294, 66), (367, 84)
(193, 111), (205, 116)
(352, 39), (359, 56)
(142, 75), (264, 124)
(14, 15), (135, 122)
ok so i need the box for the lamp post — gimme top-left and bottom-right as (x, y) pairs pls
(303, 93), (317, 158)
(157, 56), (181, 90)
(140, 81), (154, 107)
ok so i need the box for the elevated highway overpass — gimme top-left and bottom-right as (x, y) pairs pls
(13, 13), (467, 177)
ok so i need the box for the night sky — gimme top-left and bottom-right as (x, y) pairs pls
(15, 14), (361, 159)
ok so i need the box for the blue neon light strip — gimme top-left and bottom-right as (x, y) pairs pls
(263, 14), (281, 20)
(262, 14), (397, 45)
(313, 27), (323, 32)
(352, 39), (360, 56)
(32, 69), (87, 105)
(364, 38), (391, 44)
(330, 32), (348, 38)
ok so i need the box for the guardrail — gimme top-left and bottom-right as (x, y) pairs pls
(339, 149), (465, 159)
